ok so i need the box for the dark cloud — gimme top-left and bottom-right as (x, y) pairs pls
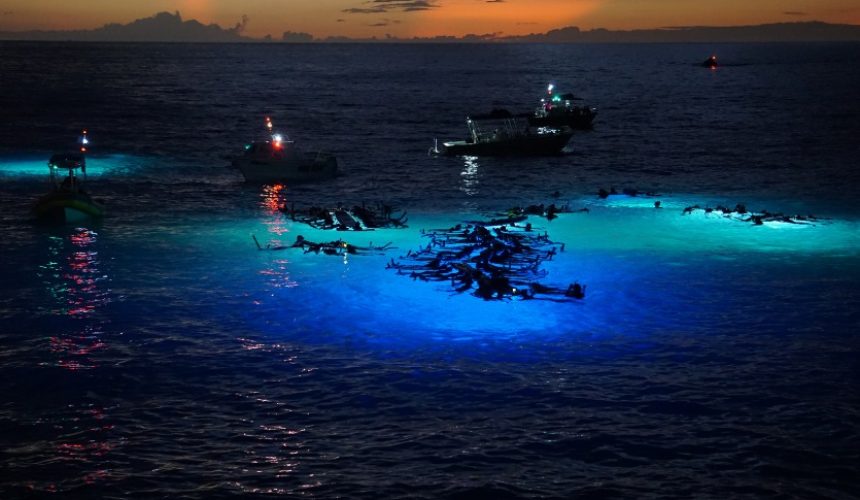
(367, 18), (402, 27)
(343, 0), (439, 14)
(282, 30), (313, 42)
(343, 7), (386, 14)
(486, 0), (505, 3)
(783, 11), (807, 16)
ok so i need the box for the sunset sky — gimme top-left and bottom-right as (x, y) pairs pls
(1, 0), (858, 38)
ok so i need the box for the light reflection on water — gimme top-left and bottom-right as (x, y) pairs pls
(158, 192), (860, 348)
(23, 228), (120, 493)
(37, 228), (112, 371)
(459, 155), (480, 197)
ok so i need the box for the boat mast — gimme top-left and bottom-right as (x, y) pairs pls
(79, 129), (89, 183)
(467, 118), (478, 143)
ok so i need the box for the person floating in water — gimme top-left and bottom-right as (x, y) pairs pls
(565, 282), (586, 299)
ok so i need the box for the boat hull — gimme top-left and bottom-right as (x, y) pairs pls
(234, 154), (338, 183)
(440, 131), (573, 157)
(33, 191), (104, 224)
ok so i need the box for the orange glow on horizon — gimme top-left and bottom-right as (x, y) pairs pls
(0, 0), (858, 38)
(176, 0), (213, 25)
(409, 0), (602, 38)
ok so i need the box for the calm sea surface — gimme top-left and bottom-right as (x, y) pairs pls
(0, 42), (859, 498)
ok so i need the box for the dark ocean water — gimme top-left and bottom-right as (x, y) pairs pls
(0, 42), (859, 498)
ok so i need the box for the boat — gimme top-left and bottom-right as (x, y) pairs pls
(232, 117), (338, 183)
(703, 55), (718, 68)
(432, 109), (573, 157)
(32, 131), (105, 224)
(528, 84), (597, 130)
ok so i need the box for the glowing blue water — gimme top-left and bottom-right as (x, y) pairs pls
(0, 42), (858, 498)
(0, 153), (145, 178)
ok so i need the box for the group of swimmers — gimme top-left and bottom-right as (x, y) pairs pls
(280, 201), (408, 231)
(595, 188), (824, 226)
(682, 203), (823, 225)
(252, 234), (391, 255)
(507, 203), (589, 221)
(386, 218), (586, 301)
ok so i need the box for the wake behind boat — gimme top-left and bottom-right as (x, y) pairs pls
(32, 131), (105, 224)
(432, 109), (573, 157)
(232, 117), (337, 183)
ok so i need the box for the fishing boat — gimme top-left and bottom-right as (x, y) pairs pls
(432, 109), (573, 157)
(528, 84), (597, 130)
(32, 131), (105, 224)
(232, 117), (338, 183)
(703, 55), (718, 69)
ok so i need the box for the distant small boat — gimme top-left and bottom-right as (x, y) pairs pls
(232, 117), (338, 183)
(432, 110), (573, 157)
(529, 84), (597, 129)
(32, 131), (105, 224)
(703, 55), (718, 68)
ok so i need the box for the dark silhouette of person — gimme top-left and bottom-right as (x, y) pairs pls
(566, 283), (586, 299)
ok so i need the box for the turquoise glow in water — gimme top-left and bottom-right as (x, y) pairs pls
(0, 153), (148, 178)
(110, 195), (857, 350)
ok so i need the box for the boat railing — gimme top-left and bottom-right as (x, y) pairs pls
(469, 116), (530, 143)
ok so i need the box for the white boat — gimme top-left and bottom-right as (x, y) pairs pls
(432, 110), (573, 157)
(232, 118), (338, 183)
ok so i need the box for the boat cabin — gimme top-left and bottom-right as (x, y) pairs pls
(48, 152), (88, 191)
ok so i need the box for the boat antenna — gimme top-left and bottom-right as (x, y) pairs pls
(265, 116), (285, 148)
(266, 116), (275, 141)
(79, 129), (89, 179)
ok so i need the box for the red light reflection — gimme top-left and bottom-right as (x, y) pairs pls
(260, 183), (285, 214)
(43, 229), (111, 371)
